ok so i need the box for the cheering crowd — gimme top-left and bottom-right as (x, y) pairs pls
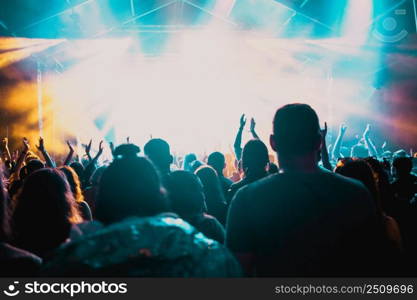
(0, 103), (416, 277)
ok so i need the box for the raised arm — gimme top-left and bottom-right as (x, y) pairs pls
(83, 140), (104, 186)
(363, 124), (379, 158)
(36, 137), (56, 168)
(331, 124), (347, 161)
(320, 122), (332, 171)
(109, 141), (116, 158)
(63, 141), (75, 166)
(250, 118), (260, 140)
(233, 114), (246, 161)
(84, 139), (93, 162)
(12, 138), (30, 178)
(1, 138), (12, 164)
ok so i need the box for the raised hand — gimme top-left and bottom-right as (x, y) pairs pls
(97, 140), (104, 157)
(339, 124), (347, 134)
(12, 149), (19, 161)
(63, 141), (75, 166)
(23, 137), (30, 153)
(1, 137), (8, 149)
(36, 137), (45, 152)
(320, 122), (332, 170)
(109, 141), (115, 155)
(363, 124), (371, 138)
(250, 118), (256, 133)
(1, 138), (11, 161)
(239, 114), (247, 129)
(36, 137), (55, 167)
(67, 141), (74, 153)
(85, 139), (92, 155)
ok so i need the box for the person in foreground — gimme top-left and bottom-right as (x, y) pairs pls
(42, 144), (240, 277)
(0, 169), (42, 276)
(226, 103), (386, 277)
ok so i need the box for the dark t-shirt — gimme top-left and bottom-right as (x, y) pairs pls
(219, 176), (233, 196)
(391, 174), (417, 203)
(226, 168), (381, 277)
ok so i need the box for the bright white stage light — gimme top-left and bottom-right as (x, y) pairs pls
(46, 26), (377, 155)
(341, 0), (374, 45)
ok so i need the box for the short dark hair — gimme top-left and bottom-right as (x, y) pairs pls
(207, 152), (225, 172)
(144, 138), (172, 171)
(113, 144), (140, 158)
(241, 139), (269, 173)
(393, 157), (412, 175)
(96, 156), (168, 224)
(144, 138), (170, 158)
(273, 103), (320, 156)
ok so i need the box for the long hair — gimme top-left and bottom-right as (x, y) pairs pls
(195, 166), (227, 224)
(195, 166), (226, 206)
(12, 168), (81, 256)
(59, 166), (84, 203)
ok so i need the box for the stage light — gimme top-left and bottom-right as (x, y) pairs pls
(341, 0), (374, 45)
(42, 24), (380, 156)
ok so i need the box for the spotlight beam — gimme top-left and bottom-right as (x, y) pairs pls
(413, 0), (417, 32)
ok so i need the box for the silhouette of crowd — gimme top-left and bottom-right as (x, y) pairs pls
(0, 103), (416, 277)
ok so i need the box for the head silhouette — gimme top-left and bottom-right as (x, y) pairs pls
(183, 153), (197, 172)
(335, 159), (380, 212)
(144, 138), (173, 175)
(12, 168), (81, 256)
(195, 166), (225, 203)
(271, 103), (321, 156)
(113, 143), (141, 158)
(25, 159), (45, 174)
(207, 152), (226, 176)
(392, 157), (412, 178)
(96, 154), (168, 225)
(167, 171), (205, 217)
(270, 104), (321, 170)
(19, 159), (45, 181)
(190, 160), (204, 173)
(241, 139), (269, 176)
